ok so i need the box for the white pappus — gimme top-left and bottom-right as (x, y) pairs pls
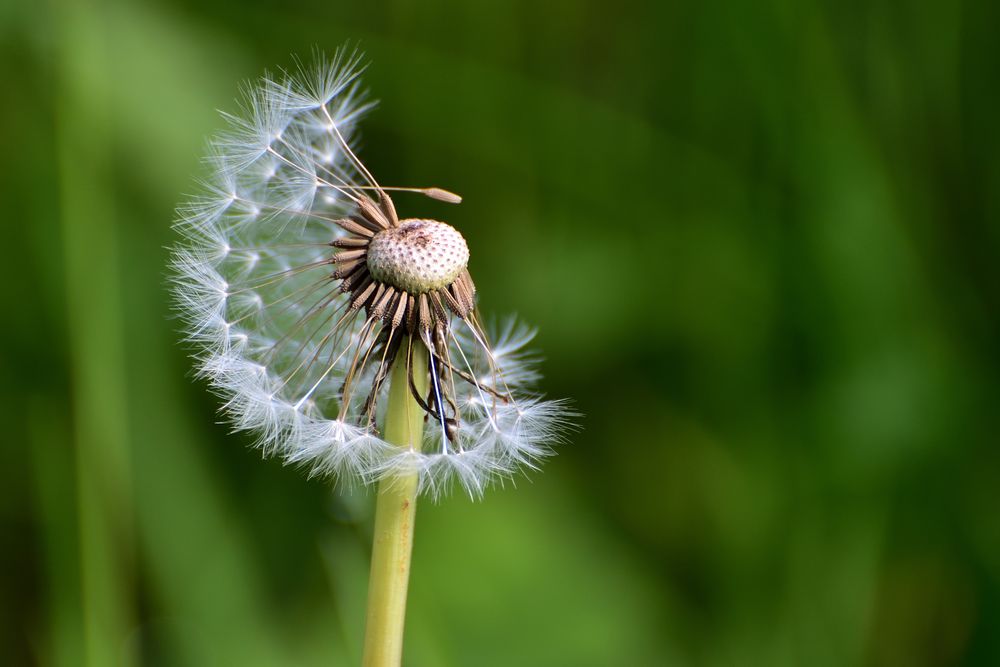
(170, 48), (572, 499)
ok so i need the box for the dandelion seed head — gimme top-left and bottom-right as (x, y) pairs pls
(367, 220), (470, 294)
(171, 47), (572, 498)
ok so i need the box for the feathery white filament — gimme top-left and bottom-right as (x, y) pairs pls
(171, 48), (570, 498)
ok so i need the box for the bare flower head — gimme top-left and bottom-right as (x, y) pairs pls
(365, 220), (469, 294)
(171, 48), (571, 498)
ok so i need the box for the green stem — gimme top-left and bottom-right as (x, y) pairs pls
(362, 339), (428, 667)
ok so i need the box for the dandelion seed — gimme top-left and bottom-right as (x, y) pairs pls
(171, 47), (571, 499)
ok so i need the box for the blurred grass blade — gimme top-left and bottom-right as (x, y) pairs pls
(28, 398), (84, 667)
(52, 0), (136, 663)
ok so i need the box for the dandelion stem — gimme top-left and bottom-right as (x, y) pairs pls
(362, 338), (427, 667)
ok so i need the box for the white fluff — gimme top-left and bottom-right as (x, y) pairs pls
(171, 48), (571, 499)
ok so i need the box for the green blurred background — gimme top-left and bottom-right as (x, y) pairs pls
(2, 0), (999, 664)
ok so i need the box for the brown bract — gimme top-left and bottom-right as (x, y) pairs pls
(328, 192), (496, 439)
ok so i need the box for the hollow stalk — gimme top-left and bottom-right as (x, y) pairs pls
(361, 339), (428, 667)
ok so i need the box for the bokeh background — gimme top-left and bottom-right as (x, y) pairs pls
(2, 0), (999, 664)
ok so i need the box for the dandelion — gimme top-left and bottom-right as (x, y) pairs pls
(170, 47), (571, 666)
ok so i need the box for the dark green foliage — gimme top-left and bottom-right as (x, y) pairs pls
(1, 0), (998, 664)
